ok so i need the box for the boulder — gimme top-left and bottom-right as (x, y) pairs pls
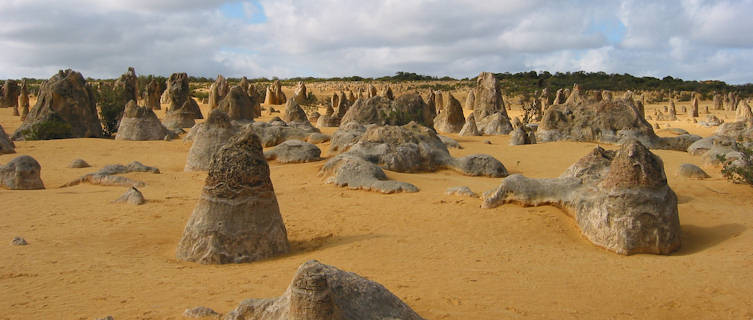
(510, 125), (536, 145)
(320, 154), (418, 194)
(184, 110), (239, 171)
(11, 236), (28, 246)
(678, 163), (710, 179)
(482, 140), (681, 255)
(13, 69), (102, 140)
(183, 307), (219, 319)
(113, 187), (146, 205)
(62, 161), (159, 188)
(224, 260), (425, 320)
(0, 124), (15, 154)
(264, 140), (321, 163)
(162, 100), (197, 129)
(433, 93), (465, 133)
(68, 158), (91, 168)
(0, 155), (44, 190)
(176, 128), (289, 264)
(115, 100), (170, 140)
(251, 118), (322, 148)
(446, 186), (478, 198)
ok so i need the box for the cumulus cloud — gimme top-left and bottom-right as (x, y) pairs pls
(0, 0), (751, 84)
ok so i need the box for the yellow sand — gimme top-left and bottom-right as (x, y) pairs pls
(1, 96), (752, 320)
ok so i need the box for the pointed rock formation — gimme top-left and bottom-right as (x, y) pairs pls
(483, 140), (681, 255)
(217, 85), (256, 121)
(208, 75), (229, 110)
(176, 128), (289, 264)
(264, 80), (286, 105)
(114, 67), (139, 106)
(293, 81), (307, 104)
(458, 113), (480, 136)
(465, 89), (475, 110)
(282, 99), (312, 127)
(472, 72), (512, 134)
(381, 85), (394, 100)
(13, 69), (102, 140)
(18, 79), (29, 119)
(184, 110), (239, 171)
(165, 72), (202, 119)
(224, 260), (425, 320)
(113, 187), (146, 205)
(1, 80), (20, 115)
(145, 79), (162, 110)
(433, 93), (465, 133)
(691, 96), (699, 117)
(115, 100), (170, 140)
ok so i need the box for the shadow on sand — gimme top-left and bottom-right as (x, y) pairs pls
(675, 223), (746, 255)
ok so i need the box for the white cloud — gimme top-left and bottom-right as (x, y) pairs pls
(0, 0), (752, 84)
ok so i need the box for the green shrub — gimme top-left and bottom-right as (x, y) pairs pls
(20, 114), (72, 140)
(717, 142), (753, 186)
(97, 84), (127, 136)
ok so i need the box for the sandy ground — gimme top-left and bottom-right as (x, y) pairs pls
(1, 96), (753, 320)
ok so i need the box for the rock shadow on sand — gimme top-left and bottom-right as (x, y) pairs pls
(675, 223), (745, 255)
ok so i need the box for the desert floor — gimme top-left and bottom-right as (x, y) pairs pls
(1, 96), (752, 320)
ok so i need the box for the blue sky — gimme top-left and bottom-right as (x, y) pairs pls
(1, 0), (752, 84)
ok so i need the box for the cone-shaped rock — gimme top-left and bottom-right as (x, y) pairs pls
(459, 113), (480, 136)
(217, 85), (256, 121)
(18, 79), (30, 119)
(176, 128), (289, 264)
(433, 93), (465, 133)
(165, 72), (202, 119)
(282, 99), (311, 126)
(184, 110), (239, 171)
(115, 100), (170, 140)
(473, 72), (507, 119)
(208, 75), (229, 110)
(13, 69), (102, 140)
(225, 260), (425, 320)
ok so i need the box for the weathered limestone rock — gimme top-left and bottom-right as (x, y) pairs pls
(113, 187), (146, 205)
(145, 79), (162, 110)
(251, 118), (322, 148)
(18, 79), (30, 119)
(446, 186), (478, 198)
(264, 80), (286, 105)
(331, 122), (507, 177)
(381, 85), (394, 100)
(0, 155), (44, 190)
(184, 110), (239, 171)
(471, 72), (512, 135)
(433, 93), (465, 133)
(163, 100), (198, 129)
(165, 72), (202, 119)
(11, 236), (28, 246)
(208, 75), (229, 110)
(320, 154), (419, 194)
(183, 307), (219, 319)
(61, 161), (159, 188)
(691, 96), (699, 117)
(537, 97), (699, 151)
(1, 80), (20, 114)
(482, 140), (681, 255)
(367, 84), (378, 98)
(340, 94), (435, 128)
(114, 67), (139, 107)
(176, 129), (289, 264)
(282, 99), (312, 127)
(115, 100), (170, 140)
(293, 81), (307, 104)
(13, 69), (102, 140)
(224, 260), (425, 320)
(264, 140), (321, 163)
(678, 163), (710, 179)
(458, 113), (481, 136)
(510, 125), (537, 145)
(465, 89), (475, 110)
(68, 158), (91, 168)
(0, 124), (15, 154)
(217, 85), (257, 121)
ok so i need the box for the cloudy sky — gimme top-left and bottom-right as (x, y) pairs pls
(1, 0), (752, 84)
